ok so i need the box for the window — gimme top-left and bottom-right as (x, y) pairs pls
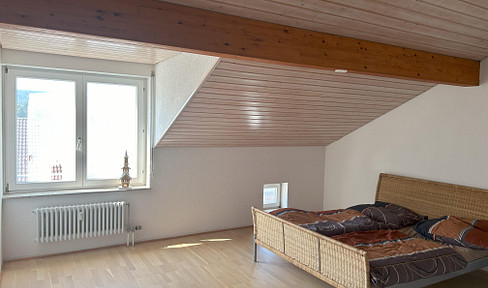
(4, 67), (148, 193)
(263, 183), (288, 209)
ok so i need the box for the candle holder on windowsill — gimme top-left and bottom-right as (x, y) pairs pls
(119, 150), (132, 189)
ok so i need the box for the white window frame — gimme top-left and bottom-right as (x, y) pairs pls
(4, 66), (148, 193)
(263, 183), (282, 209)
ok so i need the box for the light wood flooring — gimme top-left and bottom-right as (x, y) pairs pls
(2, 227), (487, 288)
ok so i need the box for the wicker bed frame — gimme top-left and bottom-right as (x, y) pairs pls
(251, 173), (488, 288)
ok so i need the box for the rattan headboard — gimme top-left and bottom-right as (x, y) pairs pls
(375, 173), (488, 220)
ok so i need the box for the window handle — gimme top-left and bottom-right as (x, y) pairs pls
(76, 137), (82, 151)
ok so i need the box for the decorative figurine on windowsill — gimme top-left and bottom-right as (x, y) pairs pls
(120, 150), (132, 188)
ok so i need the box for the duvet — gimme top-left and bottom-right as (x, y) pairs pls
(332, 230), (467, 287)
(271, 208), (467, 287)
(270, 208), (391, 237)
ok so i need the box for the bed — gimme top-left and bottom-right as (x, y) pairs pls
(251, 173), (488, 288)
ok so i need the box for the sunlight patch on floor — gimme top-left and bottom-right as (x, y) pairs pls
(163, 243), (203, 249)
(200, 238), (232, 242)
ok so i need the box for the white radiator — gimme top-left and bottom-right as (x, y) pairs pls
(33, 201), (128, 243)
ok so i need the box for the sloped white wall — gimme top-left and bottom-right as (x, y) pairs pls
(153, 53), (219, 146)
(3, 146), (325, 260)
(323, 58), (488, 209)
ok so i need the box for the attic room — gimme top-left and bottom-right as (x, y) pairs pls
(0, 0), (487, 287)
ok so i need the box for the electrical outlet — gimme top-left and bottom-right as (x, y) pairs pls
(135, 225), (142, 230)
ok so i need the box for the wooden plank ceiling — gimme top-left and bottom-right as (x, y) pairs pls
(0, 26), (180, 65)
(157, 58), (435, 147)
(155, 0), (486, 147)
(162, 0), (488, 61)
(1, 0), (486, 147)
(0, 0), (480, 85)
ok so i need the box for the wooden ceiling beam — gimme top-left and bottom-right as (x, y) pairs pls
(0, 0), (479, 86)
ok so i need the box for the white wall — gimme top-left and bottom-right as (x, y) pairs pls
(1, 50), (324, 260)
(323, 58), (488, 209)
(3, 146), (325, 260)
(153, 53), (219, 146)
(0, 46), (4, 269)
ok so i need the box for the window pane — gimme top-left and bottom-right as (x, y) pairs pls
(263, 187), (278, 205)
(86, 82), (138, 180)
(16, 77), (76, 183)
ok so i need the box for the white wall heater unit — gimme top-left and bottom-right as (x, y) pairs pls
(33, 201), (129, 244)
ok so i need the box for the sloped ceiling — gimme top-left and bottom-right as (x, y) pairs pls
(162, 0), (488, 61)
(156, 0), (487, 147)
(157, 58), (435, 146)
(0, 1), (486, 147)
(0, 26), (180, 65)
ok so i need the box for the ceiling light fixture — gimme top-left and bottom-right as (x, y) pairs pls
(334, 69), (348, 73)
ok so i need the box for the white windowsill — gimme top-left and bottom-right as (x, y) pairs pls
(2, 185), (150, 199)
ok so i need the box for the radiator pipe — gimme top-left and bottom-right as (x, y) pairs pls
(125, 202), (135, 247)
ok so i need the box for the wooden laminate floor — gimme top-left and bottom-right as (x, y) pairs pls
(2, 227), (487, 288)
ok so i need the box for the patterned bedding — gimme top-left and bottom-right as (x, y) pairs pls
(270, 208), (391, 237)
(415, 216), (488, 249)
(332, 230), (467, 287)
(270, 208), (468, 287)
(270, 208), (345, 224)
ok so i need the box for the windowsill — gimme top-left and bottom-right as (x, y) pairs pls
(2, 185), (150, 199)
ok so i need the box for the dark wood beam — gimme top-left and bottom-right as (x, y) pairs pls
(0, 0), (479, 86)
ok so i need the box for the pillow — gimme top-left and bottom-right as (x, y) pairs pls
(346, 204), (375, 213)
(345, 201), (388, 213)
(414, 217), (447, 240)
(374, 201), (390, 207)
(430, 216), (488, 249)
(468, 219), (488, 232)
(269, 208), (344, 217)
(415, 216), (488, 249)
(448, 217), (488, 232)
(361, 203), (427, 229)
